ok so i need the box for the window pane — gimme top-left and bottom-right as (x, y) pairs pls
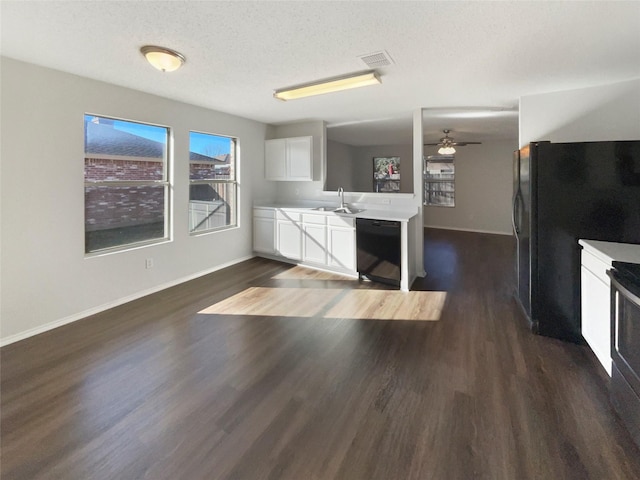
(424, 155), (455, 207)
(189, 131), (237, 234)
(189, 182), (237, 233)
(85, 185), (167, 252)
(84, 115), (167, 182)
(424, 182), (455, 206)
(189, 132), (235, 180)
(84, 115), (169, 253)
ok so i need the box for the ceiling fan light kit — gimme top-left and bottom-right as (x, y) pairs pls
(438, 145), (456, 155)
(273, 70), (381, 101)
(426, 129), (482, 155)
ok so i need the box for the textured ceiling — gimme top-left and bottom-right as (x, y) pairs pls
(2, 1), (639, 146)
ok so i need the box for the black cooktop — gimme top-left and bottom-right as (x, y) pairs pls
(612, 261), (640, 290)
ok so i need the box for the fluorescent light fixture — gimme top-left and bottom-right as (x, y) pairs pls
(438, 146), (456, 155)
(140, 45), (185, 72)
(274, 70), (381, 101)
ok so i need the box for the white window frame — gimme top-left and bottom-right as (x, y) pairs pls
(188, 131), (238, 235)
(84, 114), (171, 255)
(424, 155), (455, 207)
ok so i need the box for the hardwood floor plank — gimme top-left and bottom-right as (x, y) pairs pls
(2, 230), (640, 479)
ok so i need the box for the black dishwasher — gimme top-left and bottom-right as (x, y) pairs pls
(356, 218), (401, 287)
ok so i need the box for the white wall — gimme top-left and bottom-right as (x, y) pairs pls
(325, 140), (354, 192)
(520, 78), (640, 146)
(326, 141), (414, 193)
(0, 57), (273, 343)
(423, 141), (516, 235)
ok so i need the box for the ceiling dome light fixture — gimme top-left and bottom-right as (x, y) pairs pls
(140, 45), (185, 72)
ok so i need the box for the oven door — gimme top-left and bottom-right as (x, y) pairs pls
(609, 270), (640, 448)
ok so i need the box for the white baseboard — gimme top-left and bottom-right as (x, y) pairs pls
(0, 255), (253, 347)
(424, 224), (513, 236)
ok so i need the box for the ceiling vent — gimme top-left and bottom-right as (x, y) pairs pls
(358, 50), (394, 68)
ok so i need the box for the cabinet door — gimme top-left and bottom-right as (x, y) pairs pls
(286, 136), (312, 180)
(303, 223), (327, 264)
(581, 266), (612, 375)
(328, 226), (356, 271)
(277, 220), (302, 260)
(265, 139), (286, 180)
(253, 217), (275, 254)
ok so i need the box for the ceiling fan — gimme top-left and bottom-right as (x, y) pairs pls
(424, 129), (482, 154)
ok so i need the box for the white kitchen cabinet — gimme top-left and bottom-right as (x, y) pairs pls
(327, 216), (356, 271)
(253, 207), (357, 274)
(302, 213), (327, 265)
(265, 136), (313, 181)
(303, 223), (327, 264)
(253, 208), (275, 254)
(276, 210), (303, 260)
(581, 258), (612, 376)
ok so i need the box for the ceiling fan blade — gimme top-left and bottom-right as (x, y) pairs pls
(451, 141), (482, 146)
(424, 142), (442, 146)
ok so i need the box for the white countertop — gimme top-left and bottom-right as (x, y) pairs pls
(579, 239), (640, 265)
(254, 203), (418, 222)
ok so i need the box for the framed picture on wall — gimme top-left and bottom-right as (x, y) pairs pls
(373, 156), (400, 192)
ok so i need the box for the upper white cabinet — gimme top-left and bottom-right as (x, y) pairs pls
(265, 136), (313, 181)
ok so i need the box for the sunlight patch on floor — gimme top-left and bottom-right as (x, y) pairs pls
(325, 290), (447, 321)
(199, 287), (447, 321)
(199, 287), (344, 317)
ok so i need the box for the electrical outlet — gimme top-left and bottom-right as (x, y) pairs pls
(145, 258), (154, 269)
(380, 198), (391, 205)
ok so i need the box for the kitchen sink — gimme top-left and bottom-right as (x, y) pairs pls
(335, 207), (365, 214)
(312, 206), (339, 212)
(312, 206), (365, 214)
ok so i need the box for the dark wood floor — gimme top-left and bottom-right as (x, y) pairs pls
(2, 228), (640, 479)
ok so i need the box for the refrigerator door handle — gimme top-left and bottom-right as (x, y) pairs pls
(512, 192), (520, 235)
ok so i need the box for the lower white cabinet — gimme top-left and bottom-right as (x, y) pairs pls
(302, 224), (326, 264)
(581, 263), (611, 375)
(254, 207), (356, 275)
(327, 215), (356, 271)
(302, 214), (327, 265)
(276, 220), (302, 260)
(253, 208), (275, 254)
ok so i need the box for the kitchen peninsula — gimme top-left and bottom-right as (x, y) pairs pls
(253, 203), (419, 291)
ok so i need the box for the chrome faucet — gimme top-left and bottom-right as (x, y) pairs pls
(338, 187), (346, 209)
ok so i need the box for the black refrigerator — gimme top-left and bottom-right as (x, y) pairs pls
(513, 140), (640, 343)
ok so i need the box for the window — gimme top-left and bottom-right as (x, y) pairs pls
(84, 115), (170, 254)
(424, 155), (455, 207)
(189, 131), (237, 234)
